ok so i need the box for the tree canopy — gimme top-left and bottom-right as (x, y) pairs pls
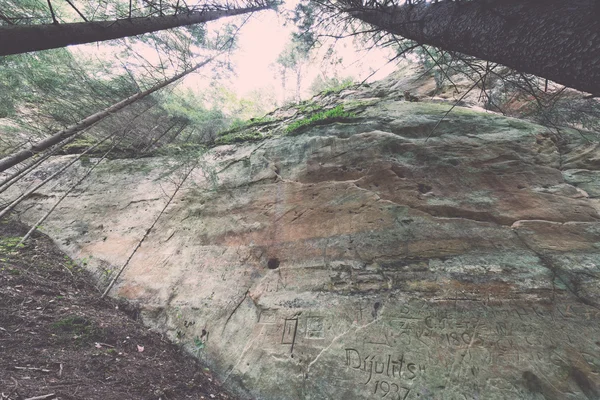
(1, 0), (598, 95)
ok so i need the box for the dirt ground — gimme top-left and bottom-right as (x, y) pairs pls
(0, 218), (240, 400)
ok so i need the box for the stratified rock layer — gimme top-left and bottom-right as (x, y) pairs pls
(9, 80), (600, 400)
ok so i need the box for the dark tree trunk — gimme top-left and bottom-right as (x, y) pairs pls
(349, 0), (600, 94)
(0, 5), (268, 56)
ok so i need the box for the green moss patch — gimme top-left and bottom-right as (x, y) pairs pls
(285, 105), (358, 135)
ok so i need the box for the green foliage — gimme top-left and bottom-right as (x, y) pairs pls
(310, 76), (354, 97)
(293, 100), (320, 114)
(215, 130), (266, 145)
(227, 115), (276, 132)
(156, 85), (278, 146)
(212, 114), (279, 145)
(322, 80), (354, 96)
(193, 336), (206, 351)
(277, 39), (310, 70)
(62, 136), (112, 155)
(205, 84), (278, 122)
(159, 88), (228, 143)
(0, 49), (138, 129)
(285, 105), (356, 134)
(414, 45), (448, 90)
(0, 237), (24, 252)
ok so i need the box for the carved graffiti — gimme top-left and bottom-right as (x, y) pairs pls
(372, 381), (411, 400)
(306, 316), (325, 339)
(258, 309), (277, 324)
(301, 300), (600, 399)
(344, 349), (424, 385)
(282, 318), (298, 353)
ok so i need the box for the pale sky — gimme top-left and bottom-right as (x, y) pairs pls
(229, 10), (292, 94)
(189, 6), (398, 100)
(74, 5), (398, 105)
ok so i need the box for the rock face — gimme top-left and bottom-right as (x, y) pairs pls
(8, 74), (600, 400)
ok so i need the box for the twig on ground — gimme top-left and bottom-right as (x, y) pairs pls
(23, 393), (56, 400)
(14, 367), (51, 373)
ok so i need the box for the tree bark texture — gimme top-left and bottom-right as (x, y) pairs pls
(0, 57), (213, 173)
(349, 0), (600, 94)
(0, 6), (268, 56)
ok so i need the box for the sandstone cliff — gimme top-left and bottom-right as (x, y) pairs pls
(7, 71), (600, 400)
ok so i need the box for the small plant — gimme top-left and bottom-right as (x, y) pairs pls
(321, 80), (354, 96)
(64, 259), (79, 271)
(220, 115), (276, 135)
(0, 237), (24, 253)
(294, 100), (320, 114)
(79, 255), (92, 267)
(237, 115), (276, 128)
(213, 115), (279, 146)
(193, 336), (205, 354)
(285, 105), (357, 135)
(101, 267), (113, 280)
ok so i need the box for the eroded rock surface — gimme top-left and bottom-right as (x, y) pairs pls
(7, 77), (600, 400)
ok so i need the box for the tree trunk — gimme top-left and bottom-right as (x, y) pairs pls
(0, 57), (214, 173)
(296, 64), (302, 104)
(0, 136), (79, 195)
(0, 5), (269, 56)
(101, 162), (197, 298)
(348, 0), (600, 94)
(281, 67), (287, 105)
(0, 133), (114, 220)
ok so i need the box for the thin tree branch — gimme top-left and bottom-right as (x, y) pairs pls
(46, 0), (58, 24)
(64, 0), (88, 22)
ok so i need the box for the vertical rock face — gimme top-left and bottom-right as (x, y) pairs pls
(9, 82), (600, 399)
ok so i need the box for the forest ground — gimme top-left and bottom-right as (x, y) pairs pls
(0, 218), (238, 400)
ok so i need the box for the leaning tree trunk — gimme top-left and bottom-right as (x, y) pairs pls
(0, 5), (269, 56)
(0, 56), (214, 173)
(348, 0), (600, 94)
(295, 64), (302, 104)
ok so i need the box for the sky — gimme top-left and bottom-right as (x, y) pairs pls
(187, 7), (398, 101)
(74, 4), (399, 107)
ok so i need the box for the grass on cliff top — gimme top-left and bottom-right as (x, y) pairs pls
(215, 129), (266, 145)
(320, 80), (355, 97)
(285, 104), (357, 135)
(214, 115), (279, 145)
(211, 103), (359, 145)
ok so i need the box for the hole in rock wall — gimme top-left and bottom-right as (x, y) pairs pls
(418, 183), (433, 194)
(267, 258), (280, 270)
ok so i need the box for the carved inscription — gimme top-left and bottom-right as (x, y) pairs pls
(343, 348), (423, 399)
(282, 318), (298, 346)
(372, 381), (410, 400)
(328, 300), (600, 399)
(306, 316), (325, 339)
(344, 349), (423, 384)
(258, 309), (277, 324)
